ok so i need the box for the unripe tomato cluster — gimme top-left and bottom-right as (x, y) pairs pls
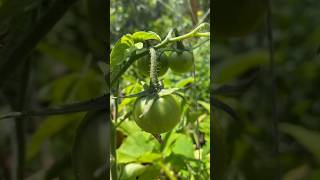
(133, 50), (194, 134)
(136, 50), (194, 76)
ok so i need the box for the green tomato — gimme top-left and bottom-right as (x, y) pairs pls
(133, 94), (181, 134)
(168, 51), (194, 73)
(136, 54), (169, 77)
(214, 0), (267, 38)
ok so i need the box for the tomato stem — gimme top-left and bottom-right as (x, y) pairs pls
(149, 47), (160, 91)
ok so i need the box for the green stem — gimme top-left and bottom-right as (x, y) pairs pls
(158, 162), (177, 180)
(173, 29), (185, 50)
(9, 58), (30, 180)
(110, 122), (117, 180)
(110, 82), (119, 180)
(149, 48), (159, 89)
(0, 95), (107, 120)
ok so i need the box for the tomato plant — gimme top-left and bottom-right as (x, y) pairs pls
(110, 1), (210, 179)
(110, 22), (210, 179)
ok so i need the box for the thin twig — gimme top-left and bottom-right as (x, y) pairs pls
(196, 8), (210, 27)
(0, 95), (107, 120)
(266, 0), (280, 179)
(110, 82), (119, 180)
(13, 59), (30, 180)
(158, 162), (177, 180)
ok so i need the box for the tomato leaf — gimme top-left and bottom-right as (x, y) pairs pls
(172, 134), (194, 158)
(158, 88), (180, 97)
(137, 165), (161, 180)
(176, 77), (194, 88)
(110, 34), (135, 81)
(131, 31), (161, 42)
(117, 132), (159, 163)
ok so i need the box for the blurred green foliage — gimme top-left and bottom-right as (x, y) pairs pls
(0, 0), (106, 179)
(214, 0), (320, 179)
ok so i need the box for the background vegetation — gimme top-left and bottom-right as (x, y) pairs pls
(214, 0), (320, 179)
(1, 0), (319, 179)
(0, 0), (107, 179)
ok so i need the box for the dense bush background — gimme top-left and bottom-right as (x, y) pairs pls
(214, 0), (320, 179)
(0, 0), (106, 179)
(0, 0), (319, 179)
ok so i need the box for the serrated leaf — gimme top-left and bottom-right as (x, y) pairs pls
(110, 34), (135, 81)
(117, 132), (158, 163)
(110, 35), (134, 66)
(131, 31), (161, 42)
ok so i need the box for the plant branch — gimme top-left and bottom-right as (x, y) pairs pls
(8, 24), (210, 123)
(15, 59), (30, 180)
(111, 23), (210, 87)
(0, 95), (107, 120)
(110, 82), (119, 180)
(266, 0), (280, 178)
(158, 162), (177, 180)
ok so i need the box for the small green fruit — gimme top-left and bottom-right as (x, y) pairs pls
(168, 51), (194, 73)
(133, 94), (181, 134)
(136, 54), (169, 77)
